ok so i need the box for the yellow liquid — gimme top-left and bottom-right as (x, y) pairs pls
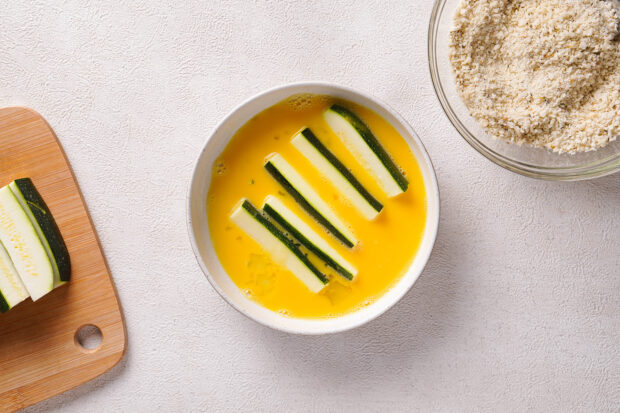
(207, 95), (427, 318)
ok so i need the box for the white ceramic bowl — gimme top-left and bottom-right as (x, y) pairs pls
(187, 82), (440, 334)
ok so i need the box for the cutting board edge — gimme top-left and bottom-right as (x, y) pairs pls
(1, 347), (127, 412)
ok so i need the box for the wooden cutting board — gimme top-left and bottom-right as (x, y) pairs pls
(0, 107), (126, 411)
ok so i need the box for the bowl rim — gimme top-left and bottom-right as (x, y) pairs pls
(187, 81), (440, 334)
(428, 0), (620, 181)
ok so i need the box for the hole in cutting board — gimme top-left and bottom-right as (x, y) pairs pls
(75, 324), (103, 352)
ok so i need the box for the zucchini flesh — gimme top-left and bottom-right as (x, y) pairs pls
(0, 240), (29, 313)
(324, 104), (408, 197)
(263, 195), (357, 281)
(0, 186), (54, 301)
(264, 153), (357, 248)
(231, 199), (328, 293)
(9, 178), (71, 285)
(291, 128), (383, 220)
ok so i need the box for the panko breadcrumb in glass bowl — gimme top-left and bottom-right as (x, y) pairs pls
(429, 0), (620, 180)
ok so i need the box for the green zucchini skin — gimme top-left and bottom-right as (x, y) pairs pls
(330, 105), (409, 192)
(264, 161), (355, 248)
(299, 128), (383, 213)
(263, 202), (354, 280)
(0, 292), (9, 313)
(241, 200), (328, 285)
(12, 178), (71, 282)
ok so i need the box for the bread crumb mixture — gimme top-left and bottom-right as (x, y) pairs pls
(450, 0), (620, 154)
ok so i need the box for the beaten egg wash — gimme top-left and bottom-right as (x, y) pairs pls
(207, 95), (427, 318)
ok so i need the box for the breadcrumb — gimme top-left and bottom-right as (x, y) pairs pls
(450, 0), (620, 154)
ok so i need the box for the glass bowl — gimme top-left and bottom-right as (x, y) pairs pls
(428, 0), (620, 181)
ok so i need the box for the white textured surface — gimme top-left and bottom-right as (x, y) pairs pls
(0, 1), (618, 412)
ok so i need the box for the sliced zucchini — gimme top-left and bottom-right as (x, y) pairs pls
(9, 178), (71, 285)
(0, 240), (29, 313)
(264, 153), (358, 248)
(263, 195), (357, 281)
(0, 185), (54, 301)
(231, 199), (328, 293)
(324, 104), (408, 197)
(291, 128), (383, 220)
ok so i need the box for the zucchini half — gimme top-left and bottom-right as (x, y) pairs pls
(9, 178), (71, 285)
(324, 104), (408, 197)
(264, 153), (357, 248)
(263, 195), (357, 281)
(231, 199), (328, 293)
(0, 240), (29, 313)
(291, 128), (383, 220)
(0, 185), (54, 301)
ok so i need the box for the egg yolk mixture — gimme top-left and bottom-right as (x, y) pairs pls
(207, 95), (427, 318)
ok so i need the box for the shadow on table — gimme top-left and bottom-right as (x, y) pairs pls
(246, 190), (466, 387)
(22, 171), (618, 410)
(247, 171), (619, 392)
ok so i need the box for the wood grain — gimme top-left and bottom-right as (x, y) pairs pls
(0, 107), (126, 412)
